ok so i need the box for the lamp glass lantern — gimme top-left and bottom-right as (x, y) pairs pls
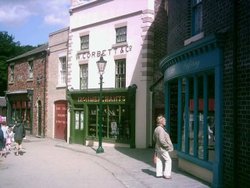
(96, 56), (107, 76)
(96, 56), (107, 153)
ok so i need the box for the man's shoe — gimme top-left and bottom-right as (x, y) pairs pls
(163, 176), (172, 179)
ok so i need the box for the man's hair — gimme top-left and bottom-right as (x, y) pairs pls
(156, 115), (165, 124)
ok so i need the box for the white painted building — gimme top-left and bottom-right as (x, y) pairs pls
(67, 0), (160, 148)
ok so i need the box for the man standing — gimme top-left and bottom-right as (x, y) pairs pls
(153, 115), (173, 179)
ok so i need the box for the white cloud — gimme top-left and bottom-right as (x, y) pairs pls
(0, 0), (70, 27)
(0, 4), (34, 25)
(39, 0), (70, 26)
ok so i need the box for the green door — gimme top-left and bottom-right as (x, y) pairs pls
(73, 110), (85, 144)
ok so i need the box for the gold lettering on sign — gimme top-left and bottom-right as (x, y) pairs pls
(78, 96), (126, 103)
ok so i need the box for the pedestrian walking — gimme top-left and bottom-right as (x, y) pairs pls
(13, 120), (26, 156)
(0, 125), (4, 157)
(6, 126), (14, 151)
(1, 122), (8, 157)
(153, 114), (173, 179)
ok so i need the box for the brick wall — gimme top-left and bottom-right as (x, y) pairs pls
(8, 53), (47, 136)
(152, 0), (168, 110)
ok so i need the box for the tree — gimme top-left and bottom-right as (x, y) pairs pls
(0, 31), (35, 96)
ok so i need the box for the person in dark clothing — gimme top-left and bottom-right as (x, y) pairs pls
(0, 125), (4, 157)
(13, 121), (26, 156)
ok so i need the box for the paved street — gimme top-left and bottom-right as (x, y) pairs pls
(0, 136), (210, 188)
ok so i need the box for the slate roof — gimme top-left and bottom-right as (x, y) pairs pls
(7, 43), (49, 62)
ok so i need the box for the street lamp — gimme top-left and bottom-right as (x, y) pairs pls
(96, 56), (107, 153)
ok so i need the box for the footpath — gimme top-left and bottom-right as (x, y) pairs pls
(54, 137), (210, 188)
(0, 135), (210, 188)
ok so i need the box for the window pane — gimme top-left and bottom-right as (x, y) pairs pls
(180, 72), (215, 162)
(28, 61), (33, 79)
(80, 35), (89, 50)
(192, 0), (202, 35)
(115, 59), (126, 88)
(116, 27), (127, 43)
(80, 111), (84, 130)
(169, 80), (178, 144)
(59, 56), (66, 85)
(181, 78), (186, 152)
(75, 111), (79, 129)
(10, 65), (14, 82)
(188, 77), (194, 155)
(80, 64), (88, 89)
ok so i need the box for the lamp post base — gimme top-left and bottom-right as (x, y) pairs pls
(96, 146), (104, 153)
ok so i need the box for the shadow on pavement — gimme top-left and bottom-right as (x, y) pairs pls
(114, 146), (210, 186)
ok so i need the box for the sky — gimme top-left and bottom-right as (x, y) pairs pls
(0, 0), (71, 46)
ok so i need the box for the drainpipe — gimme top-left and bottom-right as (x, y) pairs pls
(43, 48), (49, 137)
(232, 0), (238, 187)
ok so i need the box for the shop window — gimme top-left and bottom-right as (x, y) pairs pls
(180, 73), (215, 162)
(59, 56), (66, 85)
(115, 59), (126, 88)
(192, 0), (203, 35)
(80, 64), (88, 89)
(87, 104), (129, 142)
(10, 65), (14, 82)
(28, 60), (33, 79)
(80, 35), (89, 50)
(116, 26), (127, 43)
(75, 111), (84, 130)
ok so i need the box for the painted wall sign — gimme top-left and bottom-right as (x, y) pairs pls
(76, 45), (132, 60)
(164, 49), (220, 82)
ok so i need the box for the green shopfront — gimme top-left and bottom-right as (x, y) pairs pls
(67, 85), (136, 148)
(160, 35), (223, 187)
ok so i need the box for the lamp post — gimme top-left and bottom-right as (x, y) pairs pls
(96, 56), (107, 153)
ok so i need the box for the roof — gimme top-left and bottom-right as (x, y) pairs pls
(0, 97), (6, 107)
(7, 43), (49, 62)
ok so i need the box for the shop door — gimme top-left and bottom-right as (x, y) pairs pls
(55, 101), (67, 141)
(73, 110), (85, 144)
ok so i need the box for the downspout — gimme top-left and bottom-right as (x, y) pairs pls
(66, 29), (70, 143)
(232, 0), (238, 187)
(149, 75), (164, 147)
(43, 48), (49, 137)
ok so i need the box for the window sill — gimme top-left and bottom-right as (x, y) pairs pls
(77, 49), (89, 54)
(177, 151), (213, 170)
(112, 42), (128, 48)
(184, 32), (204, 46)
(56, 84), (67, 89)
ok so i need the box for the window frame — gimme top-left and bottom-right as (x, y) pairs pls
(59, 56), (67, 86)
(80, 35), (89, 50)
(80, 64), (88, 89)
(192, 0), (203, 36)
(115, 59), (126, 88)
(28, 60), (33, 79)
(10, 64), (14, 82)
(116, 26), (127, 43)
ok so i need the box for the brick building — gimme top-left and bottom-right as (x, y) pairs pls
(159, 0), (250, 187)
(46, 28), (69, 141)
(6, 44), (49, 136)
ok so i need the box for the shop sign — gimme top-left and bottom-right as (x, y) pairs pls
(76, 45), (132, 60)
(78, 95), (126, 103)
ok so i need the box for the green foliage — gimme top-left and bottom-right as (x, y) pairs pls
(0, 31), (35, 96)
